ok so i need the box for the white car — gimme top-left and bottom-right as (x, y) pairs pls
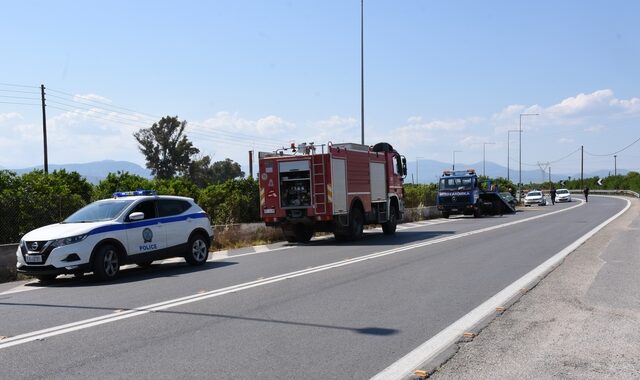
(17, 190), (214, 282)
(555, 188), (572, 202)
(524, 190), (547, 206)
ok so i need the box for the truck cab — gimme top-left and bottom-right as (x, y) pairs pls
(436, 169), (516, 218)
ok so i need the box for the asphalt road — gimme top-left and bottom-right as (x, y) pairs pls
(0, 196), (628, 379)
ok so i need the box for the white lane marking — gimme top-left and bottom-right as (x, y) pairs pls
(254, 245), (269, 253)
(0, 284), (40, 295)
(210, 245), (293, 260)
(371, 197), (629, 380)
(0, 198), (587, 350)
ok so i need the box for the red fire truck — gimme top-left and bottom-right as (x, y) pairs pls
(258, 142), (407, 242)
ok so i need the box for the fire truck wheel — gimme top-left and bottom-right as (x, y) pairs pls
(295, 225), (313, 243)
(382, 207), (397, 235)
(349, 207), (364, 240)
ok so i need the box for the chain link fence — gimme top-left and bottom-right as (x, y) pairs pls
(0, 193), (86, 244)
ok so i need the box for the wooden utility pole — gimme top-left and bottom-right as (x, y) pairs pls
(248, 150), (253, 179)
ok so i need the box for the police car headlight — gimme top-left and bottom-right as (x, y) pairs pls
(51, 234), (88, 247)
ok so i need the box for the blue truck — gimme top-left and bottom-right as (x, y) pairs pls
(436, 169), (516, 218)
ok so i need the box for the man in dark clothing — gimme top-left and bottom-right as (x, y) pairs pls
(584, 186), (589, 202)
(550, 188), (556, 205)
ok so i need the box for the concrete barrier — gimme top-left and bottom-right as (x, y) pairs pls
(0, 243), (18, 282)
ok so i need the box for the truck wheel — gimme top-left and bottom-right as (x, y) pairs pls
(185, 234), (209, 266)
(295, 225), (314, 243)
(349, 207), (364, 240)
(93, 244), (120, 281)
(282, 224), (299, 243)
(382, 207), (397, 235)
(441, 211), (450, 219)
(473, 207), (482, 218)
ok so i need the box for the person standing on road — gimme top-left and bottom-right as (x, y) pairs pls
(584, 186), (590, 202)
(550, 187), (556, 205)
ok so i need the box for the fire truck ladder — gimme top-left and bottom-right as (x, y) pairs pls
(312, 144), (327, 214)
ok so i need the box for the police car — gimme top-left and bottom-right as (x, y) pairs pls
(16, 190), (214, 282)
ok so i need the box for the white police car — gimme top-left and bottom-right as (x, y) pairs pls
(16, 190), (214, 282)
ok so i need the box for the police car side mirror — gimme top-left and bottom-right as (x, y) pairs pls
(129, 212), (145, 221)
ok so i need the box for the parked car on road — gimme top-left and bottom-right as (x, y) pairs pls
(524, 190), (547, 206)
(555, 188), (572, 202)
(16, 190), (214, 282)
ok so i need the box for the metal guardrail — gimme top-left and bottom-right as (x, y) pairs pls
(568, 189), (640, 198)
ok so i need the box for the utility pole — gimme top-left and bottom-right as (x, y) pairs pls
(248, 150), (253, 179)
(580, 145), (584, 189)
(548, 166), (551, 184)
(40, 84), (49, 174)
(614, 155), (617, 176)
(360, 0), (365, 145)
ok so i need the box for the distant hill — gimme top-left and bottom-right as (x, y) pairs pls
(407, 159), (630, 185)
(6, 160), (152, 184)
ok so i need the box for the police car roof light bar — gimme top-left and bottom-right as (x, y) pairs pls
(112, 190), (158, 198)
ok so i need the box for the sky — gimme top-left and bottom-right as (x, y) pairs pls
(1, 0), (639, 182)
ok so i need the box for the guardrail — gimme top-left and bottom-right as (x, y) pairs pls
(569, 189), (640, 198)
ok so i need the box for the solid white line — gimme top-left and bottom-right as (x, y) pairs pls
(371, 197), (631, 380)
(0, 199), (587, 350)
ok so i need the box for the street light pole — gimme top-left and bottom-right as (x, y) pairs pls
(507, 130), (519, 182)
(519, 113), (539, 199)
(360, 0), (365, 145)
(416, 157), (424, 184)
(453, 150), (462, 171)
(483, 142), (495, 177)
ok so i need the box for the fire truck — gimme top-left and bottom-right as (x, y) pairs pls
(258, 142), (407, 243)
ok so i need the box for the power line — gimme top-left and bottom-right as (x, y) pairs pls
(584, 136), (640, 157)
(47, 105), (149, 129)
(549, 147), (581, 164)
(0, 101), (39, 106)
(46, 92), (158, 124)
(0, 82), (39, 89)
(0, 94), (41, 101)
(47, 87), (163, 121)
(47, 99), (154, 126)
(0, 88), (40, 95)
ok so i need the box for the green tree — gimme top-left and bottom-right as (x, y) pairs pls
(199, 178), (259, 225)
(134, 116), (199, 179)
(0, 170), (90, 244)
(94, 171), (153, 199)
(189, 157), (245, 187)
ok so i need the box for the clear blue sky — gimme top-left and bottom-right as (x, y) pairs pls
(2, 0), (639, 179)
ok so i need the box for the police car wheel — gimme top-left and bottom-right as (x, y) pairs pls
(186, 234), (209, 266)
(93, 244), (120, 281)
(35, 274), (57, 283)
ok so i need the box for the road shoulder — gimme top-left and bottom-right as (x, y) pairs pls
(430, 197), (640, 379)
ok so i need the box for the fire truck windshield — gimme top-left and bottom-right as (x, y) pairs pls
(439, 177), (475, 191)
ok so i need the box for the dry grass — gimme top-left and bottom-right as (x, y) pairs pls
(211, 224), (283, 250)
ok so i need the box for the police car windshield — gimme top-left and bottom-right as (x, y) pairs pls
(439, 177), (474, 191)
(63, 199), (135, 223)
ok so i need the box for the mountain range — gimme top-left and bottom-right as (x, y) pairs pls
(0, 159), (628, 185)
(1, 160), (151, 184)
